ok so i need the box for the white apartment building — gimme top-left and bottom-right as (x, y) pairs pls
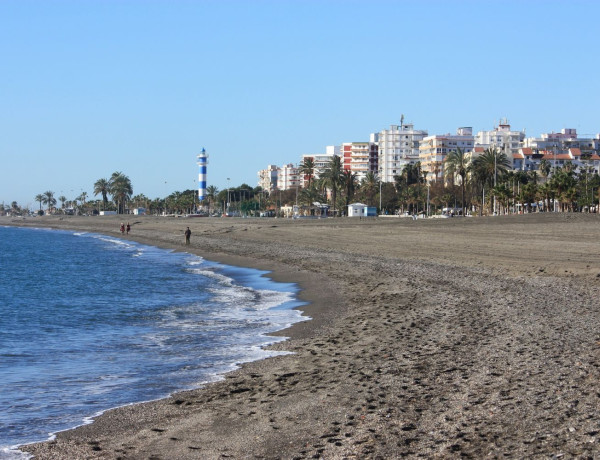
(300, 146), (340, 186)
(523, 128), (600, 155)
(419, 127), (474, 183)
(277, 163), (301, 191)
(373, 122), (428, 183)
(257, 165), (279, 192)
(475, 119), (526, 161)
(342, 142), (378, 182)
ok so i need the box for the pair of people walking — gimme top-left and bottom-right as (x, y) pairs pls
(120, 222), (130, 235)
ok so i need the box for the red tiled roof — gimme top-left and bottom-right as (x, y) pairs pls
(541, 153), (573, 160)
(513, 153), (525, 159)
(569, 148), (581, 156)
(520, 148), (533, 155)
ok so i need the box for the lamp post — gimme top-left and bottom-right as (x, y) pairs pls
(378, 168), (382, 215)
(226, 178), (231, 216)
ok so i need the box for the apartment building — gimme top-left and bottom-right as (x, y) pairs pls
(342, 142), (378, 182)
(515, 147), (600, 174)
(373, 122), (428, 183)
(475, 120), (526, 161)
(277, 163), (302, 191)
(300, 145), (340, 186)
(419, 127), (474, 183)
(257, 165), (279, 192)
(523, 128), (600, 155)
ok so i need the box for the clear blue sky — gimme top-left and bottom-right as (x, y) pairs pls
(2, 0), (598, 207)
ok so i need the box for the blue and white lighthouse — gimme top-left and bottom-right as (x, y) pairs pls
(197, 147), (208, 202)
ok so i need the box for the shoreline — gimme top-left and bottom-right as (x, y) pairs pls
(1, 225), (321, 457)
(4, 214), (600, 458)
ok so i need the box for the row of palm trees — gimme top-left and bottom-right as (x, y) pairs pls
(93, 172), (133, 213)
(443, 147), (600, 215)
(289, 150), (599, 216)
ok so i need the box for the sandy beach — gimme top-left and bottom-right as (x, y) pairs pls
(5, 213), (600, 459)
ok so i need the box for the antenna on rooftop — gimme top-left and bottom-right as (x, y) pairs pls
(400, 114), (404, 126)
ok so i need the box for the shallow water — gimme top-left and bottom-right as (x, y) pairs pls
(0, 226), (306, 457)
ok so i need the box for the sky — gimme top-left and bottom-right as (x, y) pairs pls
(2, 0), (599, 208)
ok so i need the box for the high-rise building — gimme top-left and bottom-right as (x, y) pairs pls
(342, 142), (378, 182)
(277, 163), (301, 191)
(373, 121), (428, 182)
(257, 165), (279, 192)
(475, 119), (526, 161)
(419, 127), (474, 183)
(300, 146), (340, 186)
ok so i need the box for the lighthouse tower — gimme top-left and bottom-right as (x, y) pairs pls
(197, 147), (208, 202)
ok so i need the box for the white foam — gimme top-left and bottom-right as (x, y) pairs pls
(0, 447), (33, 460)
(187, 268), (234, 286)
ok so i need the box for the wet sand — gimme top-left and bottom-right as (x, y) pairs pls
(4, 213), (600, 459)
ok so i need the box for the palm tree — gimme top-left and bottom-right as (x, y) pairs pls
(539, 159), (552, 182)
(360, 172), (379, 207)
(35, 194), (44, 212)
(445, 147), (469, 216)
(341, 170), (358, 209)
(109, 172), (133, 214)
(470, 148), (510, 215)
(42, 191), (57, 214)
(395, 162), (426, 214)
(94, 178), (110, 210)
(320, 156), (343, 217)
(299, 157), (315, 189)
(78, 191), (88, 205)
(206, 185), (219, 214)
(58, 195), (67, 211)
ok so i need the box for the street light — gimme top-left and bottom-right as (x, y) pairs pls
(226, 178), (231, 216)
(378, 168), (382, 215)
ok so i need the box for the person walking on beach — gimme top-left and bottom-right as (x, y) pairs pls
(126, 222), (130, 235)
(184, 227), (191, 245)
(120, 223), (125, 234)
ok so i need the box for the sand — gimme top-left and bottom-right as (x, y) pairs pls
(4, 213), (600, 459)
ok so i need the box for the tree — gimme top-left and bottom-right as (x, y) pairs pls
(445, 147), (469, 216)
(94, 178), (110, 210)
(35, 194), (44, 212)
(299, 157), (315, 189)
(58, 195), (67, 211)
(360, 172), (379, 207)
(395, 162), (426, 214)
(206, 185), (219, 214)
(341, 170), (358, 210)
(320, 156), (343, 216)
(539, 159), (552, 181)
(109, 172), (133, 214)
(42, 191), (57, 213)
(470, 147), (510, 214)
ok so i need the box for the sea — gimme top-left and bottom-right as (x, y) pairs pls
(0, 226), (307, 459)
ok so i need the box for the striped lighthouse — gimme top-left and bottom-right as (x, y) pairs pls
(197, 147), (208, 202)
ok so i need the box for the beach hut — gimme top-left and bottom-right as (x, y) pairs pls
(348, 203), (376, 217)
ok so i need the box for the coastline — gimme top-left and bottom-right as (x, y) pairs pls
(4, 214), (600, 458)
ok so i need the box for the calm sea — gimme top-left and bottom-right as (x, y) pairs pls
(0, 226), (306, 458)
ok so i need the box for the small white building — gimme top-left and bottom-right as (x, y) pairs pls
(348, 203), (377, 217)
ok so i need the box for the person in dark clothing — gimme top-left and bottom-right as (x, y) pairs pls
(184, 227), (191, 245)
(126, 223), (130, 235)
